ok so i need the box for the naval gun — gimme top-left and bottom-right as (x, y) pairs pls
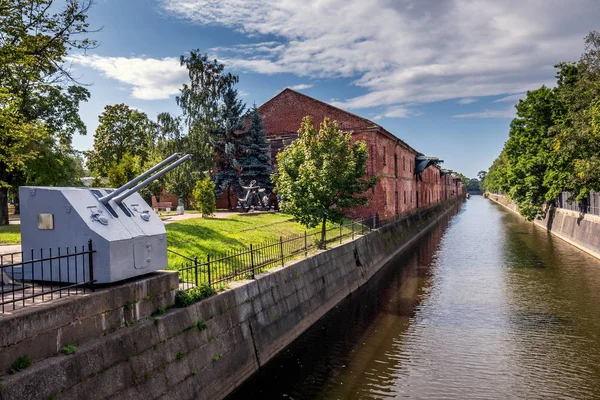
(19, 153), (191, 284)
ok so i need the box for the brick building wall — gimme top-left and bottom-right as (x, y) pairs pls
(258, 88), (463, 219)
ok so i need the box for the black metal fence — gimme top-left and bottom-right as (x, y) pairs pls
(0, 240), (96, 314)
(171, 211), (420, 291)
(557, 191), (600, 216)
(170, 218), (376, 291)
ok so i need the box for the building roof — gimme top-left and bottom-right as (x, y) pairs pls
(259, 88), (423, 156)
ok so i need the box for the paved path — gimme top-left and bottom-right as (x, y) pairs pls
(161, 210), (268, 224)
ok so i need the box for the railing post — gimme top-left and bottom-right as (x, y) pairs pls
(340, 223), (343, 244)
(194, 256), (199, 287)
(304, 231), (308, 257)
(207, 254), (211, 288)
(280, 236), (284, 267)
(88, 240), (95, 292)
(250, 244), (255, 279)
(352, 220), (355, 240)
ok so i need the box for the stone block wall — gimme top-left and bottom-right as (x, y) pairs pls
(488, 194), (600, 260)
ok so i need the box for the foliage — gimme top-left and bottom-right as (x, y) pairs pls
(105, 153), (143, 188)
(10, 354), (32, 373)
(0, 0), (96, 225)
(87, 104), (155, 178)
(213, 87), (246, 203)
(197, 319), (208, 330)
(174, 284), (216, 307)
(484, 31), (600, 220)
(192, 176), (216, 216)
(275, 116), (377, 248)
(155, 112), (195, 203)
(240, 105), (272, 189)
(61, 344), (77, 355)
(177, 50), (239, 175)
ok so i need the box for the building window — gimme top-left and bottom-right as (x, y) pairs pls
(404, 191), (406, 204)
(383, 146), (387, 165)
(403, 155), (406, 171)
(383, 189), (387, 206)
(395, 191), (398, 214)
(394, 154), (398, 178)
(410, 191), (412, 203)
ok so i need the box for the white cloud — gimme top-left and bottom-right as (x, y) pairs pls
(288, 84), (313, 90)
(452, 107), (516, 119)
(68, 54), (186, 100)
(458, 98), (478, 104)
(373, 105), (423, 120)
(158, 0), (598, 112)
(494, 93), (526, 102)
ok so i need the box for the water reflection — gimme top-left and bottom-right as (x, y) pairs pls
(229, 197), (600, 399)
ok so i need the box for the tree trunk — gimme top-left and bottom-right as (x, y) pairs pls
(227, 184), (232, 210)
(14, 192), (20, 215)
(0, 187), (9, 226)
(319, 216), (327, 249)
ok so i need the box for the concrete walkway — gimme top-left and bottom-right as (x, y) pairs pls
(161, 210), (269, 224)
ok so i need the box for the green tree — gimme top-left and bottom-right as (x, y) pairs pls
(483, 153), (509, 194)
(156, 112), (197, 206)
(87, 104), (154, 178)
(213, 87), (245, 208)
(240, 105), (272, 189)
(477, 170), (487, 182)
(275, 116), (378, 248)
(105, 153), (143, 188)
(546, 32), (600, 202)
(0, 0), (97, 224)
(504, 86), (558, 220)
(192, 176), (216, 217)
(177, 50), (238, 174)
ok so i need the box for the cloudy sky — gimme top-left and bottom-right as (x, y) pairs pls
(70, 0), (600, 177)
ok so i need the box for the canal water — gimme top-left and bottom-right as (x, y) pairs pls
(228, 196), (600, 399)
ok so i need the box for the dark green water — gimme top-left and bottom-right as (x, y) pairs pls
(228, 196), (600, 399)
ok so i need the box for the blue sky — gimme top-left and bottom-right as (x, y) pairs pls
(69, 0), (600, 178)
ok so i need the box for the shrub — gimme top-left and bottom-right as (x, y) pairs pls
(192, 176), (216, 217)
(61, 344), (77, 355)
(174, 284), (216, 307)
(197, 319), (208, 331)
(10, 355), (32, 373)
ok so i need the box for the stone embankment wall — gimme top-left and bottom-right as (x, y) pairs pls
(1, 197), (462, 400)
(488, 194), (600, 260)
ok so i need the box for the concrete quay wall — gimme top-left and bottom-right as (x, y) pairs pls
(488, 194), (600, 260)
(1, 197), (463, 400)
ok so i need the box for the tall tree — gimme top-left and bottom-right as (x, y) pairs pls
(547, 32), (600, 202)
(176, 50), (238, 174)
(156, 112), (196, 206)
(213, 87), (245, 208)
(504, 86), (558, 219)
(275, 116), (378, 248)
(240, 105), (272, 189)
(87, 104), (154, 178)
(0, 0), (97, 224)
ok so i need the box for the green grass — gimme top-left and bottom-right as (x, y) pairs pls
(166, 213), (356, 270)
(0, 225), (21, 244)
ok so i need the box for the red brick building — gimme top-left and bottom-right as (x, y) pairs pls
(258, 88), (463, 218)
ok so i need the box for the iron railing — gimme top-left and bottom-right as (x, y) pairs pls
(0, 240), (96, 314)
(170, 210), (426, 291)
(556, 191), (600, 216)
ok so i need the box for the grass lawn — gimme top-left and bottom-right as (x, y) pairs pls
(166, 213), (355, 270)
(0, 225), (21, 244)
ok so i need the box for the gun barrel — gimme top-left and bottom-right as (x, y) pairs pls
(99, 153), (181, 204)
(111, 154), (192, 204)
